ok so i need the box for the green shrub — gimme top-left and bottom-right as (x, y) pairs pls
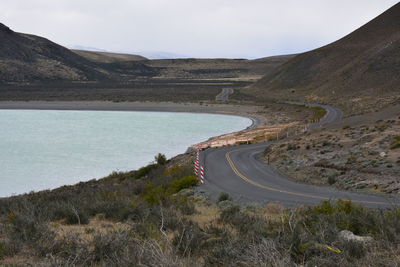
(143, 184), (165, 205)
(322, 141), (331, 146)
(327, 175), (337, 185)
(218, 192), (231, 202)
(310, 106), (327, 121)
(312, 200), (336, 215)
(346, 156), (357, 164)
(135, 163), (158, 179)
(0, 242), (10, 260)
(155, 153), (167, 165)
(390, 136), (400, 149)
(313, 200), (353, 215)
(287, 143), (298, 150)
(167, 175), (198, 194)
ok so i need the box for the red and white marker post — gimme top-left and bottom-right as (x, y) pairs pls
(194, 150), (205, 184)
(199, 166), (205, 184)
(194, 150), (200, 175)
(194, 160), (199, 175)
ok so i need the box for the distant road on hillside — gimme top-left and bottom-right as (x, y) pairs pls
(285, 101), (344, 129)
(215, 88), (234, 102)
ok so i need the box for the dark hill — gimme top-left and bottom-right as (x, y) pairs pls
(0, 23), (113, 82)
(0, 24), (157, 83)
(249, 3), (400, 114)
(0, 23), (293, 101)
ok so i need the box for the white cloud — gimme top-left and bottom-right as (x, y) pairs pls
(0, 0), (397, 58)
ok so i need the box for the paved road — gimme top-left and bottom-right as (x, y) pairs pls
(285, 101), (344, 129)
(215, 88), (234, 102)
(199, 103), (399, 208)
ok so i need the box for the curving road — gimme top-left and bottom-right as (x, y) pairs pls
(199, 103), (399, 208)
(285, 101), (344, 129)
(215, 88), (234, 102)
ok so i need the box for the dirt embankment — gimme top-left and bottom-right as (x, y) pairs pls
(265, 106), (400, 194)
(191, 103), (317, 150)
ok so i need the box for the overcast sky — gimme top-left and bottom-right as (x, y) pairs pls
(1, 0), (398, 58)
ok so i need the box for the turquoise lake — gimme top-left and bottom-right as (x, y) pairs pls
(0, 110), (251, 197)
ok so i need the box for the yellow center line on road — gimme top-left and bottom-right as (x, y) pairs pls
(224, 144), (394, 206)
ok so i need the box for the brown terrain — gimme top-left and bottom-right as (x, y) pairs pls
(0, 23), (294, 102)
(1, 4), (400, 266)
(144, 55), (295, 81)
(264, 105), (400, 194)
(246, 3), (400, 115)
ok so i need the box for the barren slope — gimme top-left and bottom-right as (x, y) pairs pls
(249, 3), (400, 114)
(0, 24), (111, 82)
(72, 50), (148, 63)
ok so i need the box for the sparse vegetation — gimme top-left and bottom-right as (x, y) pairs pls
(1, 151), (400, 266)
(328, 174), (337, 185)
(310, 106), (327, 121)
(218, 192), (232, 202)
(390, 136), (400, 149)
(155, 153), (167, 165)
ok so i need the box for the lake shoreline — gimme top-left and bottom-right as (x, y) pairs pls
(0, 101), (266, 197)
(0, 105), (256, 197)
(0, 101), (264, 129)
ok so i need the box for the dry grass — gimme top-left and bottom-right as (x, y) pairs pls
(49, 216), (131, 241)
(189, 204), (219, 227)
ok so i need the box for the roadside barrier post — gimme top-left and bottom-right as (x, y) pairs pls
(194, 150), (200, 175)
(200, 166), (205, 184)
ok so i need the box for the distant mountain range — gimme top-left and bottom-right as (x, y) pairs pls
(249, 2), (400, 113)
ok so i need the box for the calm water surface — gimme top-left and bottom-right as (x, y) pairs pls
(0, 110), (251, 197)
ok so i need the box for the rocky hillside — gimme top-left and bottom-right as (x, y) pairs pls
(0, 23), (111, 82)
(249, 3), (400, 114)
(0, 24), (157, 83)
(266, 104), (400, 194)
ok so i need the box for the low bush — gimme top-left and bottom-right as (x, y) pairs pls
(172, 221), (206, 256)
(327, 174), (337, 185)
(218, 192), (231, 202)
(287, 143), (298, 150)
(155, 153), (167, 165)
(92, 230), (131, 263)
(390, 136), (400, 149)
(346, 156), (357, 164)
(2, 148), (400, 266)
(310, 106), (327, 121)
(167, 175), (198, 194)
(135, 163), (158, 179)
(143, 184), (166, 206)
(0, 242), (10, 260)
